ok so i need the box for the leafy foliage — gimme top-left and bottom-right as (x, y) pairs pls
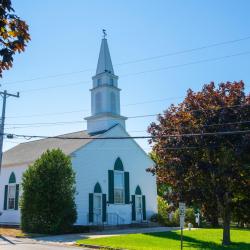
(0, 0), (30, 76)
(20, 149), (77, 234)
(148, 81), (250, 245)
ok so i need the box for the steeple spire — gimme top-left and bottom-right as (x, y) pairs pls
(96, 32), (114, 75)
(85, 32), (127, 134)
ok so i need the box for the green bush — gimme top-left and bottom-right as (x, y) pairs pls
(20, 149), (77, 234)
(157, 196), (169, 224)
(172, 208), (196, 226)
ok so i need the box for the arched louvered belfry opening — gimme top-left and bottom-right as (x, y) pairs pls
(95, 92), (102, 114)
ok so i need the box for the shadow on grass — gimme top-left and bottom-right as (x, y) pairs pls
(143, 231), (250, 250)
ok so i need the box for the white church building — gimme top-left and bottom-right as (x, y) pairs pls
(0, 36), (157, 226)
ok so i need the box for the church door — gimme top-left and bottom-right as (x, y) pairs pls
(135, 195), (143, 222)
(93, 194), (102, 224)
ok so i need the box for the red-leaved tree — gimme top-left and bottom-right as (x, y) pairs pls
(148, 81), (250, 245)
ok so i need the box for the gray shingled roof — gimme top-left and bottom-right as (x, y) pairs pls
(2, 130), (96, 167)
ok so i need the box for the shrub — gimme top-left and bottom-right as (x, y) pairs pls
(20, 149), (77, 234)
(157, 196), (169, 224)
(172, 208), (196, 226)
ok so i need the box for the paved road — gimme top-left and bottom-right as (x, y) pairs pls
(0, 236), (90, 250)
(0, 226), (176, 249)
(34, 226), (177, 243)
(0, 244), (87, 250)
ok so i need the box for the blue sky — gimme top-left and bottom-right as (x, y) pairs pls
(2, 0), (250, 152)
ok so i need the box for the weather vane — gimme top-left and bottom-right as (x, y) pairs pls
(102, 29), (107, 38)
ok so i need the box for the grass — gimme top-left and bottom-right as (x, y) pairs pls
(77, 228), (250, 250)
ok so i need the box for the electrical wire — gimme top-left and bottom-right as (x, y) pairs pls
(16, 50), (250, 94)
(4, 129), (250, 141)
(3, 34), (250, 86)
(3, 103), (250, 129)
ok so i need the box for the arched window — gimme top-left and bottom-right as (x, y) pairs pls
(89, 182), (106, 224)
(113, 157), (124, 203)
(95, 92), (102, 114)
(132, 185), (146, 222)
(108, 157), (130, 204)
(4, 172), (19, 210)
(110, 92), (116, 113)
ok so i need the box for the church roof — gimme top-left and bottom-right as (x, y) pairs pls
(96, 38), (114, 75)
(2, 130), (101, 167)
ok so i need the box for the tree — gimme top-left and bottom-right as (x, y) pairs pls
(20, 149), (77, 234)
(0, 0), (30, 77)
(148, 81), (250, 245)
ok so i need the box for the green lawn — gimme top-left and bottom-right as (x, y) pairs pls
(77, 228), (250, 250)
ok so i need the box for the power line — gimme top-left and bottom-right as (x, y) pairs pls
(120, 51), (250, 78)
(3, 104), (250, 128)
(3, 34), (250, 86)
(15, 50), (250, 94)
(4, 119), (250, 131)
(5, 96), (183, 119)
(4, 129), (250, 141)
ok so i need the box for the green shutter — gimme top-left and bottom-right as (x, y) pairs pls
(132, 195), (136, 221)
(15, 184), (19, 210)
(142, 195), (146, 221)
(89, 193), (94, 223)
(108, 170), (114, 203)
(124, 172), (130, 204)
(102, 194), (107, 222)
(3, 185), (8, 210)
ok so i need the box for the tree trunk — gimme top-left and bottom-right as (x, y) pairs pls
(222, 195), (231, 246)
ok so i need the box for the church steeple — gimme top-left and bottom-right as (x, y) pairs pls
(96, 38), (114, 75)
(85, 32), (127, 134)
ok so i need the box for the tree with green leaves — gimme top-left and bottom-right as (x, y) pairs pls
(148, 81), (250, 245)
(0, 0), (30, 77)
(20, 149), (77, 234)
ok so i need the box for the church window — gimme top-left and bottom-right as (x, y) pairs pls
(8, 185), (16, 210)
(110, 92), (116, 113)
(108, 158), (130, 205)
(95, 92), (102, 113)
(114, 171), (124, 204)
(110, 78), (114, 85)
(3, 172), (19, 210)
(89, 182), (107, 223)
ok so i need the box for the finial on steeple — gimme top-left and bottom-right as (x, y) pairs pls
(96, 31), (114, 74)
(102, 29), (107, 39)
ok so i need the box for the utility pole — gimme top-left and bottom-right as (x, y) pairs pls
(0, 90), (20, 173)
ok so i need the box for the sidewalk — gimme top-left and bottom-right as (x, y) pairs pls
(32, 226), (178, 245)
